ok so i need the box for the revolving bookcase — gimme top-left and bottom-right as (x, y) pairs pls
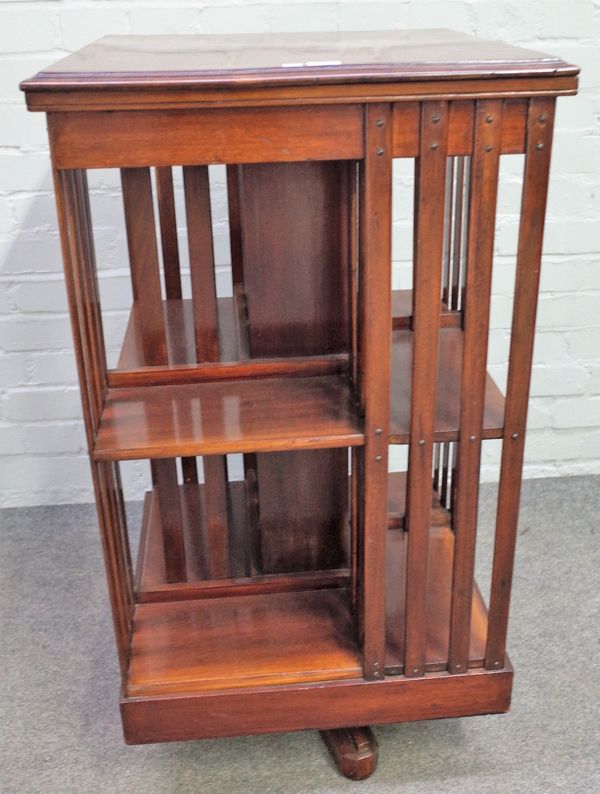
(21, 30), (578, 781)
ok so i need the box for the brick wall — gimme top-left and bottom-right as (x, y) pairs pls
(1, 0), (599, 506)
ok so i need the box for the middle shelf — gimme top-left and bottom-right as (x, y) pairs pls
(93, 374), (362, 460)
(93, 293), (505, 461)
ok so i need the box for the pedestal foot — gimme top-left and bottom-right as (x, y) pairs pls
(320, 726), (378, 780)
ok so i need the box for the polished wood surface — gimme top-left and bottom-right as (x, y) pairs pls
(121, 664), (513, 744)
(136, 476), (352, 600)
(320, 726), (378, 781)
(486, 97), (556, 670)
(392, 98), (529, 157)
(386, 526), (488, 673)
(238, 162), (351, 358)
(404, 100), (449, 679)
(358, 103), (393, 680)
(387, 471), (449, 530)
(390, 327), (505, 442)
(448, 99), (502, 674)
(47, 105), (364, 169)
(127, 589), (362, 696)
(94, 375), (363, 460)
(28, 30), (576, 771)
(23, 30), (577, 89)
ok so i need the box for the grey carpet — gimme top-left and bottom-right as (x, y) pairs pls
(1, 476), (599, 793)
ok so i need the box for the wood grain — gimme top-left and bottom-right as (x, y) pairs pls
(449, 99), (502, 674)
(404, 100), (449, 678)
(127, 589), (361, 696)
(390, 327), (505, 442)
(121, 664), (513, 744)
(485, 97), (556, 670)
(358, 104), (393, 679)
(93, 375), (363, 460)
(386, 526), (488, 673)
(48, 105), (364, 169)
(121, 167), (167, 366)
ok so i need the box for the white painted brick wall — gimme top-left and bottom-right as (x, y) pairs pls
(0, 0), (599, 506)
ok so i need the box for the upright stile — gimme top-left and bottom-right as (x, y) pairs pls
(21, 31), (578, 781)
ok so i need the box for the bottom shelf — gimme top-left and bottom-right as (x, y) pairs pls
(126, 527), (488, 699)
(126, 588), (362, 697)
(385, 526), (488, 673)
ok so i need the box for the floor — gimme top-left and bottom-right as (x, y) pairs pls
(1, 475), (599, 794)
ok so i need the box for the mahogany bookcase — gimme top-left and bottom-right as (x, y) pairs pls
(21, 31), (578, 781)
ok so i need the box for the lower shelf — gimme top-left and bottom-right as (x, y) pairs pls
(126, 588), (362, 697)
(128, 531), (487, 700)
(385, 525), (488, 673)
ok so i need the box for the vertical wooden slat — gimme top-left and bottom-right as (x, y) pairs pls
(341, 159), (361, 609)
(94, 461), (133, 675)
(181, 457), (199, 484)
(203, 455), (230, 578)
(155, 166), (198, 484)
(183, 164), (230, 578)
(448, 99), (502, 674)
(155, 166), (182, 300)
(153, 458), (187, 583)
(75, 169), (108, 408)
(359, 103), (392, 680)
(227, 165), (245, 287)
(183, 165), (220, 362)
(485, 97), (556, 670)
(53, 168), (132, 676)
(404, 100), (449, 678)
(101, 461), (135, 615)
(123, 167), (184, 581)
(121, 167), (167, 366)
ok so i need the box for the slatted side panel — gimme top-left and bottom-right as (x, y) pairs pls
(404, 100), (449, 678)
(448, 100), (502, 674)
(183, 165), (231, 579)
(485, 97), (556, 670)
(54, 168), (133, 677)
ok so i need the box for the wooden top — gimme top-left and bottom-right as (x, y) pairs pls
(21, 30), (577, 94)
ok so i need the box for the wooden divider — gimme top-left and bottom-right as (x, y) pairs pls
(230, 161), (353, 577)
